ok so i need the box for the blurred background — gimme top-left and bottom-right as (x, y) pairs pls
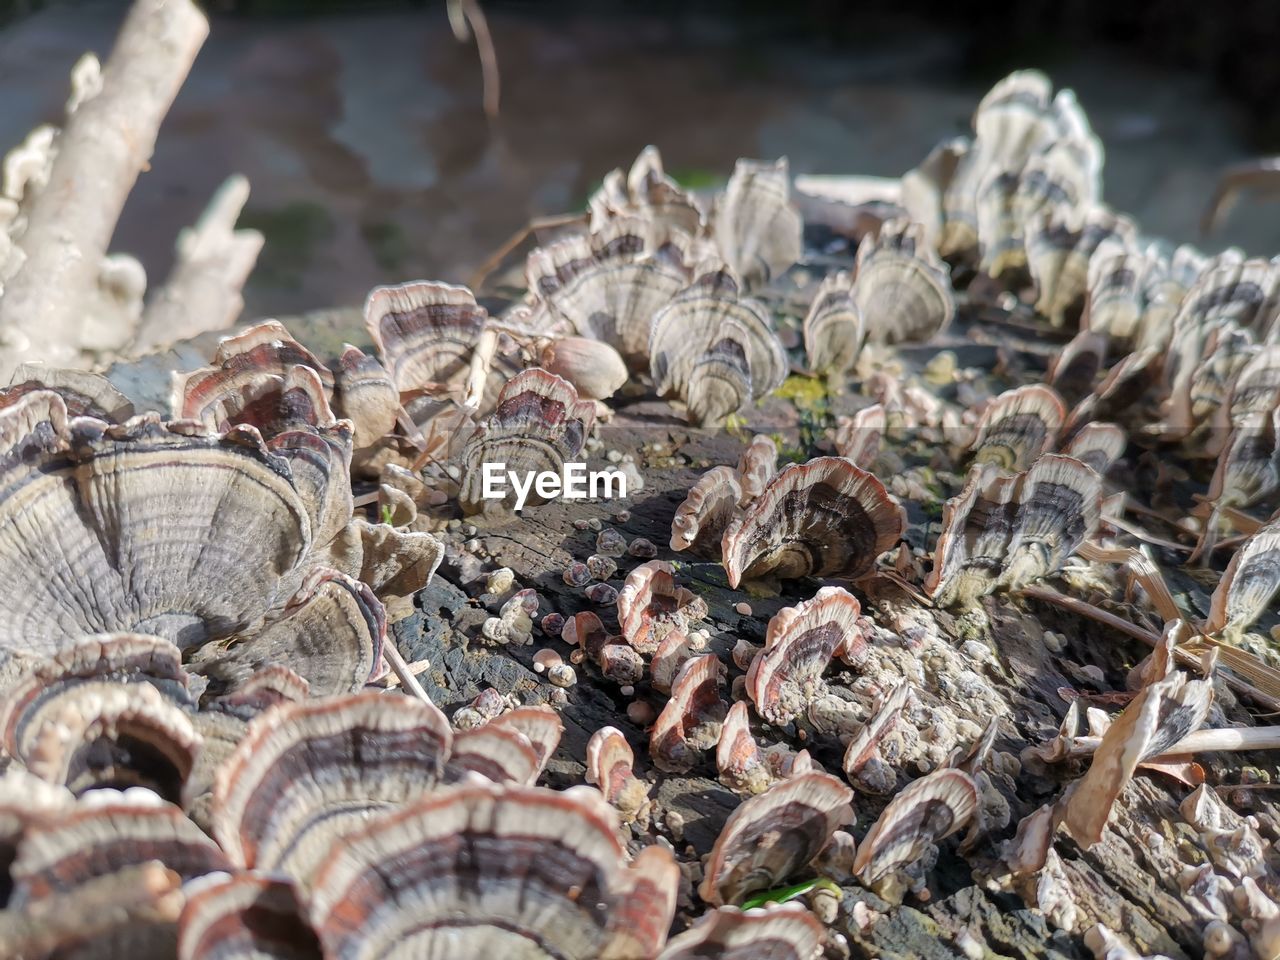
(2, 0), (1278, 320)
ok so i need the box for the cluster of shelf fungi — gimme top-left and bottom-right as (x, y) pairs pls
(7, 11), (1280, 957)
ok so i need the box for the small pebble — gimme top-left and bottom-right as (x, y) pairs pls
(614, 510), (631, 523)
(573, 518), (592, 531)
(585, 583), (619, 605)
(548, 687), (568, 705)
(445, 464), (461, 480)
(464, 538), (484, 555)
(618, 460), (643, 493)
(627, 537), (657, 559)
(587, 554), (618, 581)
(563, 562), (591, 587)
(606, 449), (624, 464)
(548, 663), (577, 688)
(596, 528), (627, 557)
(446, 519), (462, 532)
(665, 811), (685, 842)
(1081, 664), (1106, 687)
(463, 524), (477, 536)
(533, 649), (563, 673)
(587, 517), (603, 532)
(626, 701), (657, 725)
(734, 601), (752, 616)
(540, 612), (565, 637)
(485, 567), (515, 596)
(1042, 630), (1067, 653)
(620, 684), (635, 697)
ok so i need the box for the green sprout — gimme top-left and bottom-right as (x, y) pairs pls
(379, 503), (394, 526)
(740, 876), (841, 910)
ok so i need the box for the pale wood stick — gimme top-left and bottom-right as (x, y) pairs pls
(0, 0), (209, 374)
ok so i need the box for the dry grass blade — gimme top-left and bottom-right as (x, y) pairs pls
(448, 0), (501, 119)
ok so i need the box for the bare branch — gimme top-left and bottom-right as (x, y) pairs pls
(0, 0), (208, 375)
(134, 174), (263, 353)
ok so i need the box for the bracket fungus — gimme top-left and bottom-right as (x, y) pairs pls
(842, 681), (912, 795)
(308, 781), (678, 960)
(617, 560), (707, 655)
(0, 633), (200, 802)
(711, 157), (803, 288)
(586, 725), (651, 825)
(210, 692), (452, 881)
(588, 145), (704, 237)
(1061, 669), (1213, 848)
(657, 903), (823, 960)
(650, 653), (728, 774)
(670, 465), (743, 558)
(699, 771), (854, 906)
(852, 767), (978, 902)
(1063, 421), (1126, 476)
(855, 219), (955, 346)
(834, 404), (886, 468)
(803, 269), (862, 378)
(737, 433), (779, 504)
(746, 586), (867, 724)
(926, 454), (1102, 605)
(970, 384), (1066, 472)
(524, 216), (693, 369)
(716, 702), (816, 797)
(458, 368), (595, 514)
(1206, 512), (1280, 638)
(364, 280), (487, 396)
(177, 873), (320, 960)
(0, 398), (437, 694)
(447, 722), (545, 786)
(649, 267), (787, 426)
(3, 364), (134, 421)
(721, 456), (904, 587)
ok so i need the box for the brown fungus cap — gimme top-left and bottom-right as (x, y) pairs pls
(617, 560), (706, 656)
(710, 157), (802, 289)
(970, 384), (1066, 472)
(364, 280), (487, 395)
(3, 363), (134, 421)
(210, 691), (452, 881)
(308, 781), (676, 960)
(650, 653), (727, 774)
(721, 456), (904, 588)
(178, 872), (321, 960)
(746, 586), (866, 725)
(699, 771), (854, 906)
(657, 903), (823, 960)
(852, 768), (978, 897)
(525, 216), (694, 368)
(649, 267), (787, 425)
(458, 368), (595, 515)
(670, 465), (742, 558)
(855, 218), (954, 347)
(803, 269), (863, 379)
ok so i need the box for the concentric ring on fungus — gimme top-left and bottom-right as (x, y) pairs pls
(210, 692), (452, 880)
(308, 781), (677, 960)
(721, 455), (904, 587)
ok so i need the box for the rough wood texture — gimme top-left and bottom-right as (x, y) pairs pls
(104, 283), (1280, 959)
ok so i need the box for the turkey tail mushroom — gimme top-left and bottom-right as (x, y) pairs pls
(721, 456), (904, 587)
(670, 465), (743, 557)
(699, 771), (854, 906)
(307, 781), (677, 960)
(711, 157), (803, 288)
(855, 219), (954, 346)
(970, 384), (1066, 472)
